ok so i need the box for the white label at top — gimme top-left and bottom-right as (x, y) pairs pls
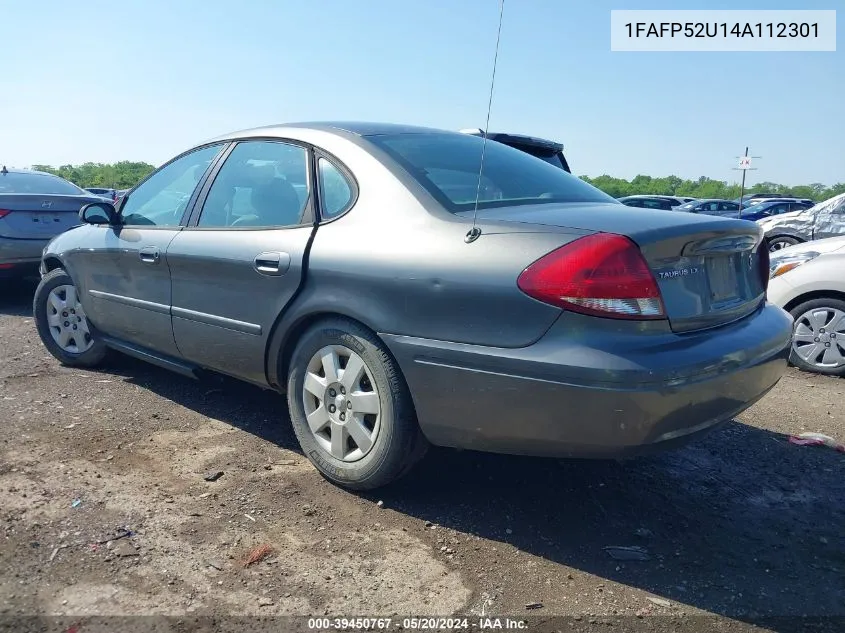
(610, 10), (836, 52)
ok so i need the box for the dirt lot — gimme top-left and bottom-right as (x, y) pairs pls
(1, 278), (843, 629)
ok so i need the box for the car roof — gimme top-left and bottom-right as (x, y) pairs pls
(1, 166), (61, 178)
(208, 121), (450, 144)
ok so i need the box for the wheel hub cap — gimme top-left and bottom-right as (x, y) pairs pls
(46, 284), (94, 354)
(302, 345), (381, 462)
(792, 307), (845, 369)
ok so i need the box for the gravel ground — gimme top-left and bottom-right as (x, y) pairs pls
(1, 278), (843, 630)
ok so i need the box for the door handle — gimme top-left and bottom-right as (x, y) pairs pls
(139, 246), (160, 264)
(253, 251), (291, 276)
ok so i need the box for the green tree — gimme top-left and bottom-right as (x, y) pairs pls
(32, 161), (156, 189)
(26, 161), (845, 204)
(580, 173), (841, 202)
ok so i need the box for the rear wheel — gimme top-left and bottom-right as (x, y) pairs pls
(788, 297), (845, 377)
(768, 236), (801, 252)
(33, 268), (107, 367)
(286, 318), (427, 490)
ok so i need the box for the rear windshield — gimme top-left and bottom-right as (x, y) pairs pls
(367, 132), (614, 213)
(0, 172), (84, 195)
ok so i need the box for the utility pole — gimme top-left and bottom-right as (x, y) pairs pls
(732, 147), (761, 218)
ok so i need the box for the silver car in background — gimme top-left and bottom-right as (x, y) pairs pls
(0, 167), (104, 277)
(759, 192), (845, 252)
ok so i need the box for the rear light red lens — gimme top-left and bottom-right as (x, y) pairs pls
(0, 209), (11, 219)
(517, 233), (666, 320)
(758, 239), (770, 292)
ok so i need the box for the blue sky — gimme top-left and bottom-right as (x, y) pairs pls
(1, 0), (841, 186)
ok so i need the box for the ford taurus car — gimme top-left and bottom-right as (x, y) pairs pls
(33, 122), (792, 490)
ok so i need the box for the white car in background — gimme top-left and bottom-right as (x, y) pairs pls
(768, 235), (845, 376)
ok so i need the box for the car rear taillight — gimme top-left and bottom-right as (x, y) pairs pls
(758, 239), (770, 292)
(517, 233), (666, 320)
(0, 209), (11, 219)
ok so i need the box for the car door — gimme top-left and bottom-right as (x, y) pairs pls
(813, 197), (845, 239)
(72, 144), (226, 356)
(166, 139), (319, 385)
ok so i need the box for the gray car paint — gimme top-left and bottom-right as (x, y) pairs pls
(759, 193), (845, 244)
(40, 122), (792, 457)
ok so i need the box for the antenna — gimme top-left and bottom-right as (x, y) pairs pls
(465, 0), (505, 245)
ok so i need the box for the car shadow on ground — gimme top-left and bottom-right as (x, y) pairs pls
(4, 284), (843, 627)
(98, 352), (845, 627)
(0, 278), (38, 317)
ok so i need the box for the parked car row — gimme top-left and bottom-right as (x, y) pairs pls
(617, 191), (843, 251)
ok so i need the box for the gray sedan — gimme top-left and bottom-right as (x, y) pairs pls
(0, 167), (104, 277)
(33, 122), (792, 490)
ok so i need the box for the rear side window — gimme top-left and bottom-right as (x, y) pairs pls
(367, 132), (613, 213)
(317, 157), (354, 219)
(0, 172), (83, 195)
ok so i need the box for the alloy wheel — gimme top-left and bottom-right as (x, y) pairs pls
(301, 345), (382, 462)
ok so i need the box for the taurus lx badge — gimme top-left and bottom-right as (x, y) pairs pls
(657, 267), (702, 280)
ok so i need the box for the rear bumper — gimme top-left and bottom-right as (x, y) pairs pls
(0, 238), (46, 277)
(381, 303), (793, 457)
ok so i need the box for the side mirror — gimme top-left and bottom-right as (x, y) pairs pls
(79, 202), (117, 225)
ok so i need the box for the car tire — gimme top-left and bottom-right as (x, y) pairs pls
(787, 297), (845, 377)
(768, 236), (801, 252)
(33, 268), (108, 368)
(286, 317), (428, 490)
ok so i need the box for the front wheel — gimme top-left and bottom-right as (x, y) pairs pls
(788, 298), (845, 377)
(286, 318), (428, 490)
(768, 236), (801, 252)
(33, 268), (108, 367)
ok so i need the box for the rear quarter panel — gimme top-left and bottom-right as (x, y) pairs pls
(286, 130), (571, 348)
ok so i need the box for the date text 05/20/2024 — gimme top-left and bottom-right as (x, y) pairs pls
(306, 617), (528, 630)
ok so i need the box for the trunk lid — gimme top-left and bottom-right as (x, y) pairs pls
(476, 202), (768, 333)
(0, 194), (99, 240)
